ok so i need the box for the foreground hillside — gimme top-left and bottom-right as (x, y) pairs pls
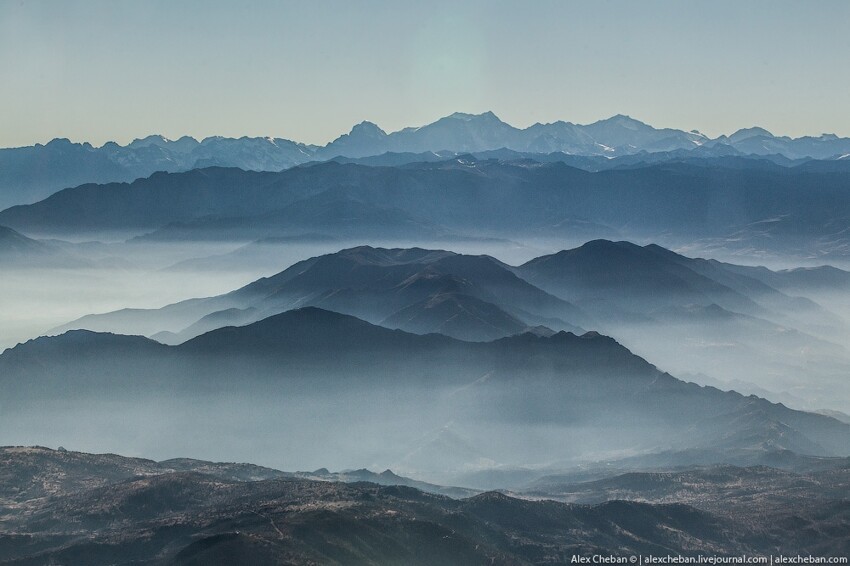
(0, 447), (847, 564)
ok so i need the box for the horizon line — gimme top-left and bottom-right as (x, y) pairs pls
(2, 111), (845, 151)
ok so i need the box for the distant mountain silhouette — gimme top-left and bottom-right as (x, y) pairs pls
(718, 262), (850, 292)
(513, 239), (843, 336)
(292, 111), (850, 162)
(380, 291), (527, 341)
(0, 135), (312, 209)
(3, 111), (850, 209)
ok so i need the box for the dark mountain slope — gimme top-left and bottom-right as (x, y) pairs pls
(178, 306), (456, 358)
(2, 447), (848, 563)
(140, 189), (445, 241)
(380, 291), (527, 341)
(0, 167), (284, 234)
(0, 330), (171, 399)
(523, 461), (850, 519)
(518, 240), (765, 316)
(0, 161), (510, 236)
(5, 159), (850, 259)
(0, 446), (471, 504)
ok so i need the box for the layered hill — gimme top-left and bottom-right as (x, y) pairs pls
(55, 246), (586, 343)
(49, 242), (850, 410)
(2, 308), (849, 481)
(4, 157), (850, 259)
(516, 240), (850, 408)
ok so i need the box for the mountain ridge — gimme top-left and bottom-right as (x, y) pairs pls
(15, 111), (849, 158)
(4, 111), (850, 210)
(6, 158), (850, 263)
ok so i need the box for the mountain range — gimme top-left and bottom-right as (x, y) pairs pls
(47, 242), (850, 411)
(3, 111), (850, 209)
(54, 241), (843, 336)
(4, 156), (850, 260)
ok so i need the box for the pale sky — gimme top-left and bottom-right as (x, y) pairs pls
(2, 0), (849, 148)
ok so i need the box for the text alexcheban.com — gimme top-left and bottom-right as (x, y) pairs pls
(569, 555), (849, 565)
